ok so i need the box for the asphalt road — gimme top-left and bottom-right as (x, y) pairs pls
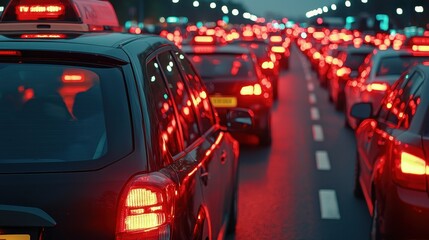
(228, 45), (371, 240)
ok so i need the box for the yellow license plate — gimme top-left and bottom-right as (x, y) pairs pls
(210, 97), (237, 108)
(0, 235), (30, 240)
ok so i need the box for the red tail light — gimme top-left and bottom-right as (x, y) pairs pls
(240, 84), (262, 96)
(193, 36), (215, 44)
(270, 35), (282, 43)
(271, 46), (285, 54)
(261, 61), (274, 69)
(0, 50), (21, 56)
(393, 151), (427, 191)
(116, 172), (176, 240)
(366, 83), (388, 92)
(336, 67), (351, 78)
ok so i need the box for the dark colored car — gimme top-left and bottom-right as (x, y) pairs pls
(352, 63), (429, 239)
(230, 38), (280, 100)
(182, 44), (273, 145)
(0, 0), (252, 239)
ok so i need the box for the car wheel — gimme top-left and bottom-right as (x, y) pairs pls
(258, 112), (272, 146)
(353, 153), (363, 198)
(370, 200), (384, 240)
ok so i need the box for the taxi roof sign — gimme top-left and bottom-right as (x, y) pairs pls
(0, 0), (121, 32)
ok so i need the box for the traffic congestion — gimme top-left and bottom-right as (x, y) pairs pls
(0, 0), (429, 239)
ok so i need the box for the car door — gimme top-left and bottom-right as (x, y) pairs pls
(174, 50), (238, 239)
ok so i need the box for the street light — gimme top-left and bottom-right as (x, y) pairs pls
(323, 6), (328, 13)
(210, 2), (216, 9)
(396, 8), (403, 15)
(331, 4), (337, 11)
(232, 9), (239, 16)
(415, 6), (424, 13)
(222, 5), (229, 14)
(345, 0), (351, 7)
(172, 0), (179, 3)
(361, 0), (368, 3)
(243, 12), (251, 19)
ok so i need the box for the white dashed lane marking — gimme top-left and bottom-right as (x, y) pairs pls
(307, 82), (315, 91)
(319, 189), (341, 219)
(310, 107), (320, 121)
(312, 125), (324, 142)
(309, 93), (317, 104)
(315, 151), (331, 170)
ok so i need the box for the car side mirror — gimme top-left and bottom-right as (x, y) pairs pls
(225, 108), (254, 131)
(351, 102), (373, 121)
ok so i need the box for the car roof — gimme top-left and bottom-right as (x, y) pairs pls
(0, 32), (173, 62)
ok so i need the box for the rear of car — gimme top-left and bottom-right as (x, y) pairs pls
(352, 64), (429, 239)
(345, 49), (429, 129)
(183, 45), (273, 145)
(328, 45), (373, 111)
(0, 1), (246, 239)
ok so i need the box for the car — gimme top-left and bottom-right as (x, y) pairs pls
(327, 45), (374, 111)
(0, 0), (252, 239)
(345, 48), (429, 129)
(229, 38), (280, 100)
(182, 40), (273, 146)
(352, 63), (429, 239)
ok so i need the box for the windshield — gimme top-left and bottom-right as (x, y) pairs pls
(376, 55), (429, 76)
(188, 53), (256, 80)
(0, 63), (131, 163)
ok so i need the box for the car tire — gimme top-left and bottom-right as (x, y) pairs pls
(370, 200), (384, 240)
(353, 154), (363, 198)
(258, 112), (272, 146)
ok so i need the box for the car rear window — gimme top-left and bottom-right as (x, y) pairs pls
(344, 52), (370, 70)
(376, 56), (429, 77)
(0, 63), (131, 163)
(188, 53), (256, 80)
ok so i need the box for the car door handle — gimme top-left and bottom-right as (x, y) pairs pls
(220, 150), (227, 164)
(200, 169), (209, 186)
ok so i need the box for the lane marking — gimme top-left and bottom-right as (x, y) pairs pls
(309, 93), (317, 104)
(307, 82), (315, 92)
(310, 107), (320, 120)
(312, 125), (324, 142)
(319, 190), (341, 219)
(315, 151), (331, 170)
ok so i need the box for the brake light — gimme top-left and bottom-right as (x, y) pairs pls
(193, 36), (215, 44)
(0, 50), (21, 56)
(271, 46), (285, 53)
(116, 172), (176, 240)
(393, 151), (428, 191)
(261, 61), (274, 69)
(412, 45), (429, 52)
(21, 34), (66, 39)
(336, 67), (351, 78)
(270, 35), (282, 43)
(240, 84), (262, 96)
(366, 83), (388, 92)
(62, 74), (84, 82)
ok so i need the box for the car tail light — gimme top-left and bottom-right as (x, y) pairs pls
(193, 36), (215, 44)
(261, 61), (274, 69)
(271, 46), (285, 54)
(365, 83), (388, 92)
(240, 84), (262, 96)
(270, 35), (282, 43)
(0, 50), (21, 56)
(336, 67), (351, 78)
(393, 151), (428, 191)
(116, 172), (176, 240)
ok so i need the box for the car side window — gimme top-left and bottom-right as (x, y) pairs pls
(378, 73), (407, 121)
(158, 51), (200, 148)
(145, 57), (182, 157)
(174, 51), (216, 133)
(398, 72), (423, 129)
(385, 72), (423, 127)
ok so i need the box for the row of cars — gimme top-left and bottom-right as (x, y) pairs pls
(299, 28), (429, 239)
(0, 0), (266, 239)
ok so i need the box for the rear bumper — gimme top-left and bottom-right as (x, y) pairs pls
(382, 185), (429, 239)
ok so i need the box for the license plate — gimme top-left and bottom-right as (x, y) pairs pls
(0, 235), (30, 240)
(210, 97), (237, 108)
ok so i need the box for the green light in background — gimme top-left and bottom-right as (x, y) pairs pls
(376, 14), (389, 31)
(345, 16), (355, 30)
(223, 15), (229, 24)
